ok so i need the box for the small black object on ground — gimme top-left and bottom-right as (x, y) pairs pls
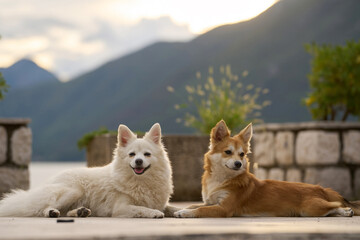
(56, 219), (74, 223)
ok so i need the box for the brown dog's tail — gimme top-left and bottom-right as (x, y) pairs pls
(343, 199), (360, 216)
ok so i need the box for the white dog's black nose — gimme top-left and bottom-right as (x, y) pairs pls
(234, 161), (242, 168)
(135, 159), (143, 166)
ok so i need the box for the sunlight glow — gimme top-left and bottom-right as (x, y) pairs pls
(107, 0), (277, 33)
(32, 53), (54, 70)
(0, 36), (49, 68)
(0, 0), (278, 79)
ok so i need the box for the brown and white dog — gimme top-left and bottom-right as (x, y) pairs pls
(175, 120), (360, 218)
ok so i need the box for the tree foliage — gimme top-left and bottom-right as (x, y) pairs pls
(0, 72), (9, 101)
(0, 35), (9, 101)
(168, 65), (270, 134)
(305, 41), (360, 121)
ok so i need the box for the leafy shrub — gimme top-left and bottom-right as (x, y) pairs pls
(0, 35), (8, 100)
(168, 65), (270, 134)
(77, 127), (145, 150)
(0, 72), (8, 101)
(305, 41), (360, 121)
(77, 127), (117, 150)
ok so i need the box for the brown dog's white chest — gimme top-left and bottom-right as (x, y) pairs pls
(202, 176), (229, 205)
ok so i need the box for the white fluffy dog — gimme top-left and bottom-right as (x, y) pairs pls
(0, 123), (178, 218)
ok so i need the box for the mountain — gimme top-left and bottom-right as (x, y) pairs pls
(1, 0), (360, 161)
(0, 59), (59, 89)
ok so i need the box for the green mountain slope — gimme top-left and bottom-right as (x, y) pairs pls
(1, 0), (360, 161)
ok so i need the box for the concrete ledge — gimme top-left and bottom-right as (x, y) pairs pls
(0, 118), (31, 125)
(1, 216), (359, 240)
(254, 121), (360, 132)
(1, 201), (359, 240)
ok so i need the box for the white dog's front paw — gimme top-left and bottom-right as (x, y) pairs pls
(174, 209), (196, 218)
(164, 205), (182, 217)
(147, 209), (165, 219)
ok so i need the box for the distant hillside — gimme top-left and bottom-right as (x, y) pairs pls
(1, 0), (360, 161)
(0, 59), (59, 89)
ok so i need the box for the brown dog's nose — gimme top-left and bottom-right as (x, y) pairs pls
(135, 159), (143, 166)
(234, 161), (242, 168)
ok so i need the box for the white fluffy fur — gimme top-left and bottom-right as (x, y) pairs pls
(0, 123), (176, 218)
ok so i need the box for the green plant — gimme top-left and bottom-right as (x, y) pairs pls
(77, 127), (117, 150)
(168, 65), (270, 134)
(304, 41), (360, 121)
(77, 127), (145, 150)
(0, 72), (9, 100)
(0, 36), (9, 100)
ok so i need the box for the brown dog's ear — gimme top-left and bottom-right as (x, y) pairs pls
(237, 123), (253, 143)
(118, 124), (137, 147)
(211, 120), (230, 143)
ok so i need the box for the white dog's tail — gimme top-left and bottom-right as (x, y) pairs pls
(0, 189), (44, 217)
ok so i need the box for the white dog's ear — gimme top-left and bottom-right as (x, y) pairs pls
(145, 123), (161, 144)
(238, 123), (253, 143)
(211, 120), (230, 143)
(118, 124), (136, 147)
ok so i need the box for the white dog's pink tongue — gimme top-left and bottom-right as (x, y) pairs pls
(134, 168), (144, 174)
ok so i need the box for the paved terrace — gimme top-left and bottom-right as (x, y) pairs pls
(1, 203), (360, 240)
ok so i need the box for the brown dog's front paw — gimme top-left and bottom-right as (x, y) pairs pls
(174, 209), (196, 218)
(342, 208), (354, 217)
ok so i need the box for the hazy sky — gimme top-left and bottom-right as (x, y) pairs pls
(0, 0), (276, 80)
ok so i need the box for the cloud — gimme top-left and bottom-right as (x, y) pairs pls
(86, 16), (193, 59)
(0, 1), (195, 80)
(0, 0), (276, 79)
(105, 0), (277, 33)
(0, 36), (49, 67)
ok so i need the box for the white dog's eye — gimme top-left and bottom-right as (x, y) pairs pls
(239, 152), (245, 157)
(129, 152), (135, 157)
(144, 152), (151, 157)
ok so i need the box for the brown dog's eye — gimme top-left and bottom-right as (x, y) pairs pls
(144, 152), (151, 157)
(129, 152), (135, 157)
(240, 152), (245, 157)
(224, 150), (232, 155)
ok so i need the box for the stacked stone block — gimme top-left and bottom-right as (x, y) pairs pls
(86, 134), (117, 167)
(0, 119), (31, 196)
(86, 134), (209, 201)
(253, 122), (360, 199)
(162, 135), (209, 201)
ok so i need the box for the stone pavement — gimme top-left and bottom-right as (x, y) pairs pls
(1, 203), (360, 240)
(1, 216), (360, 240)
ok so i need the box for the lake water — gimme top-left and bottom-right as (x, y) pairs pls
(29, 162), (86, 189)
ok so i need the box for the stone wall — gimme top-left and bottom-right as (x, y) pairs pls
(162, 136), (209, 201)
(0, 118), (31, 197)
(86, 122), (360, 201)
(253, 122), (360, 200)
(86, 134), (117, 167)
(86, 135), (209, 201)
